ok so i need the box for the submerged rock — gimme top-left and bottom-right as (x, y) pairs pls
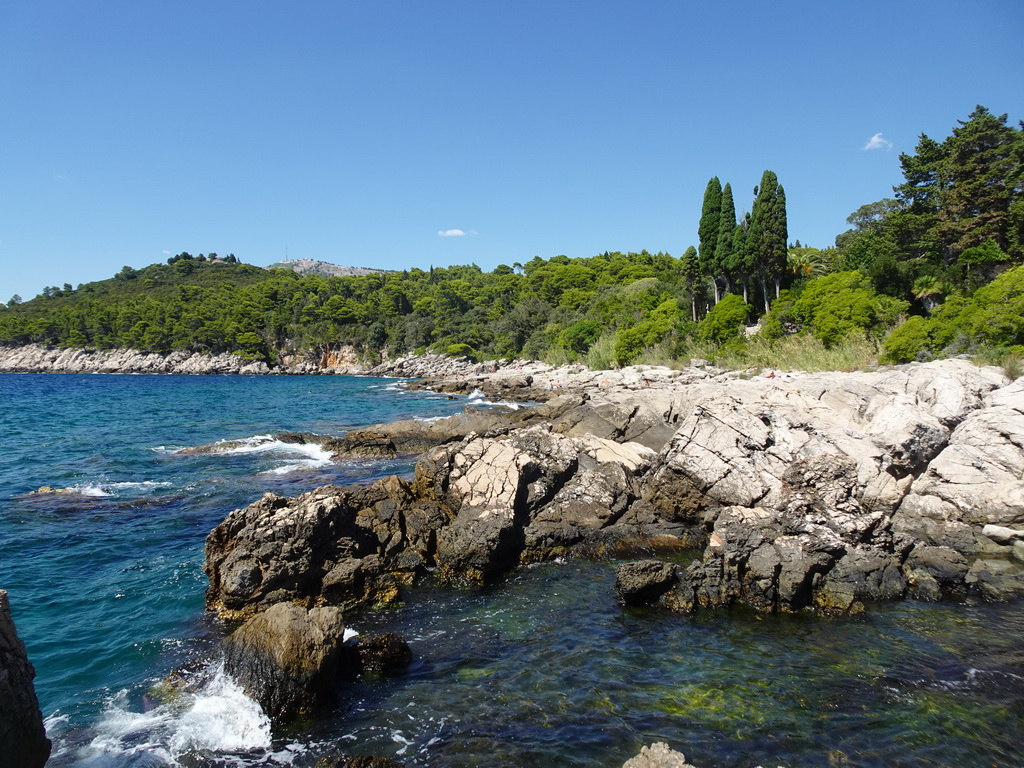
(222, 602), (347, 723)
(0, 590), (51, 768)
(318, 756), (406, 768)
(614, 560), (679, 606)
(346, 632), (413, 677)
(623, 742), (697, 767)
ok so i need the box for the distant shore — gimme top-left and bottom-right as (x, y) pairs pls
(0, 343), (713, 391)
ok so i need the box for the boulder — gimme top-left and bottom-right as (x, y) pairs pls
(614, 561), (678, 605)
(204, 479), (426, 620)
(222, 602), (347, 722)
(0, 590), (52, 768)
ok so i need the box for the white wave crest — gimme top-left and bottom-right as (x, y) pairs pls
(74, 662), (272, 766)
(258, 441), (334, 475)
(166, 663), (272, 754)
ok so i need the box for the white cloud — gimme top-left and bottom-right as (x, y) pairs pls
(863, 132), (893, 151)
(438, 229), (477, 237)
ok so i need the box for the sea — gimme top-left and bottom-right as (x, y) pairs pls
(0, 373), (1022, 768)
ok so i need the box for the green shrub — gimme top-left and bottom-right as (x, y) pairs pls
(586, 332), (616, 370)
(445, 343), (479, 361)
(968, 265), (1024, 347)
(790, 271), (908, 348)
(697, 294), (749, 345)
(881, 315), (930, 364)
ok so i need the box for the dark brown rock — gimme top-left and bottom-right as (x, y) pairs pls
(615, 561), (679, 605)
(0, 590), (52, 768)
(222, 602), (347, 723)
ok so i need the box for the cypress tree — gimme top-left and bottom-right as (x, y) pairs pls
(748, 170), (788, 312)
(716, 183), (744, 301)
(680, 245), (701, 321)
(698, 177), (723, 303)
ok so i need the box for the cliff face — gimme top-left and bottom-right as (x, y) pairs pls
(0, 590), (51, 768)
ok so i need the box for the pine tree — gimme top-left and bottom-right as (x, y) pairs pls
(937, 106), (1022, 258)
(698, 177), (723, 303)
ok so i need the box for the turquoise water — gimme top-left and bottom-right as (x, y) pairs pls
(1, 373), (1022, 767)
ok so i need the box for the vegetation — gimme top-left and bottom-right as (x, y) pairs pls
(1, 106), (1020, 372)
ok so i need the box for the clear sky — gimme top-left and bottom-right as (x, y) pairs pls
(2, 0), (1021, 302)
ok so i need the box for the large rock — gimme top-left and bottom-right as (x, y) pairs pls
(893, 380), (1024, 548)
(205, 423), (671, 616)
(222, 602), (347, 722)
(426, 425), (659, 583)
(635, 362), (1022, 613)
(614, 560), (679, 605)
(0, 590), (51, 768)
(205, 478), (432, 620)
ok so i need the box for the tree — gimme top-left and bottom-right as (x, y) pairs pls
(718, 183), (748, 302)
(679, 245), (700, 321)
(748, 170), (788, 312)
(937, 106), (1022, 259)
(698, 177), (723, 302)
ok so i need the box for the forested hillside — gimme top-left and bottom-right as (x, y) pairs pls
(1, 106), (1021, 371)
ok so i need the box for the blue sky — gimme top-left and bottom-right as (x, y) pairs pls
(2, 0), (1021, 302)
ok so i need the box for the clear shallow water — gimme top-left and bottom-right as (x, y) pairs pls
(1, 374), (1022, 767)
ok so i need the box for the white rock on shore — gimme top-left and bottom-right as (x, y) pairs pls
(0, 344), (272, 375)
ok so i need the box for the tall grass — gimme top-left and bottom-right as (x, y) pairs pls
(674, 332), (880, 373)
(586, 333), (617, 370)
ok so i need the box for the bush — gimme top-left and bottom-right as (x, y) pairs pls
(881, 315), (930, 364)
(586, 332), (616, 370)
(445, 343), (479, 361)
(790, 271), (907, 348)
(697, 294), (749, 345)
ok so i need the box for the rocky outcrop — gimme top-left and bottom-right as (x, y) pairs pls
(621, 361), (1024, 614)
(0, 590), (51, 768)
(204, 359), (1024, 619)
(204, 478), (428, 620)
(205, 423), (677, 618)
(222, 602), (347, 722)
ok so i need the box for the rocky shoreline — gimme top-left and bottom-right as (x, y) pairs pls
(194, 356), (1024, 764)
(0, 342), (557, 378)
(205, 358), (1024, 625)
(5, 354), (1024, 766)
